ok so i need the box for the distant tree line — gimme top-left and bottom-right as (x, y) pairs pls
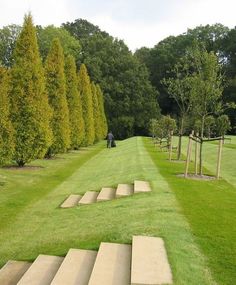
(135, 23), (236, 135)
(1, 18), (235, 145)
(0, 15), (107, 166)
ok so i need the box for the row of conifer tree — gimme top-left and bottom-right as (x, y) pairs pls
(0, 14), (108, 167)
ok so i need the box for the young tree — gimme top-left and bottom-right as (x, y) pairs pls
(45, 38), (70, 156)
(215, 115), (231, 136)
(204, 115), (216, 138)
(149, 119), (158, 138)
(11, 14), (52, 166)
(190, 45), (224, 174)
(163, 59), (192, 160)
(96, 84), (108, 138)
(91, 82), (103, 141)
(65, 55), (84, 149)
(78, 64), (95, 145)
(0, 67), (15, 164)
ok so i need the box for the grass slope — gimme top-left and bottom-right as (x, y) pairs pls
(0, 137), (215, 285)
(145, 137), (236, 285)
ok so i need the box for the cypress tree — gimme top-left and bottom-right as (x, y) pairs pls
(0, 67), (15, 164)
(11, 14), (52, 166)
(78, 64), (95, 145)
(91, 82), (102, 141)
(45, 38), (71, 156)
(65, 55), (85, 148)
(96, 84), (108, 138)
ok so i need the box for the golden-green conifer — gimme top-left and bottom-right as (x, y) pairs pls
(78, 64), (95, 145)
(65, 55), (85, 148)
(91, 82), (103, 141)
(0, 67), (15, 164)
(45, 38), (71, 156)
(11, 14), (52, 166)
(96, 84), (108, 138)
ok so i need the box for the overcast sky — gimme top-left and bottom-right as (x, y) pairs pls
(1, 0), (236, 51)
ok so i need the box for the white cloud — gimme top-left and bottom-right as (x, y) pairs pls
(0, 0), (236, 50)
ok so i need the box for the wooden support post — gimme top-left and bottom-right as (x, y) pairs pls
(169, 131), (173, 161)
(194, 132), (199, 175)
(216, 137), (223, 179)
(184, 131), (194, 178)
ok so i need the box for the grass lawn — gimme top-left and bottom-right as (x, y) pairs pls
(0, 137), (216, 285)
(175, 135), (236, 187)
(145, 137), (236, 285)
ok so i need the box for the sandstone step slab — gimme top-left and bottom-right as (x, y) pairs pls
(97, 187), (116, 201)
(60, 194), (81, 208)
(0, 260), (32, 285)
(51, 249), (97, 285)
(78, 191), (99, 205)
(88, 242), (131, 285)
(134, 180), (151, 193)
(116, 184), (134, 198)
(131, 236), (172, 285)
(17, 255), (64, 285)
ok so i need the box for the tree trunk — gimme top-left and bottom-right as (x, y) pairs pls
(199, 116), (205, 176)
(199, 140), (203, 176)
(17, 159), (25, 167)
(177, 116), (184, 160)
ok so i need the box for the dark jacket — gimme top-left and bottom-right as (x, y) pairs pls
(107, 132), (114, 140)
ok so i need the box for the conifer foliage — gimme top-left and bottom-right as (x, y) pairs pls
(78, 64), (95, 145)
(0, 67), (15, 164)
(91, 82), (103, 141)
(65, 55), (85, 148)
(10, 14), (52, 166)
(96, 84), (108, 138)
(45, 38), (71, 156)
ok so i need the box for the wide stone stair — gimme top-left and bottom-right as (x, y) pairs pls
(60, 180), (151, 208)
(0, 236), (173, 285)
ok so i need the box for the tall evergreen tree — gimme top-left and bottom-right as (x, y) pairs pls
(78, 64), (95, 145)
(0, 67), (15, 164)
(96, 84), (108, 138)
(65, 55), (84, 148)
(91, 82), (102, 141)
(11, 14), (52, 166)
(45, 38), (70, 156)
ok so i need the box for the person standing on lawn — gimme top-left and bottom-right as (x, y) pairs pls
(107, 131), (114, 148)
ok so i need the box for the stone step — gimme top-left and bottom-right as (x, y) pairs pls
(116, 184), (134, 198)
(131, 236), (173, 285)
(78, 191), (99, 205)
(97, 187), (116, 201)
(0, 260), (32, 285)
(134, 180), (151, 193)
(88, 242), (131, 285)
(17, 255), (64, 285)
(51, 249), (97, 285)
(60, 194), (82, 208)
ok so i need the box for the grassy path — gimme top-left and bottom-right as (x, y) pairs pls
(145, 137), (236, 285)
(0, 137), (215, 285)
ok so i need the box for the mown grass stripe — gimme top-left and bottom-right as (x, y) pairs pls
(144, 137), (236, 285)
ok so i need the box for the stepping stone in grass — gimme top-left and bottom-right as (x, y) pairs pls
(79, 191), (99, 205)
(88, 242), (131, 285)
(60, 194), (81, 208)
(0, 260), (32, 285)
(116, 184), (134, 198)
(97, 187), (116, 201)
(51, 249), (97, 285)
(17, 255), (64, 285)
(134, 180), (151, 193)
(131, 236), (172, 285)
